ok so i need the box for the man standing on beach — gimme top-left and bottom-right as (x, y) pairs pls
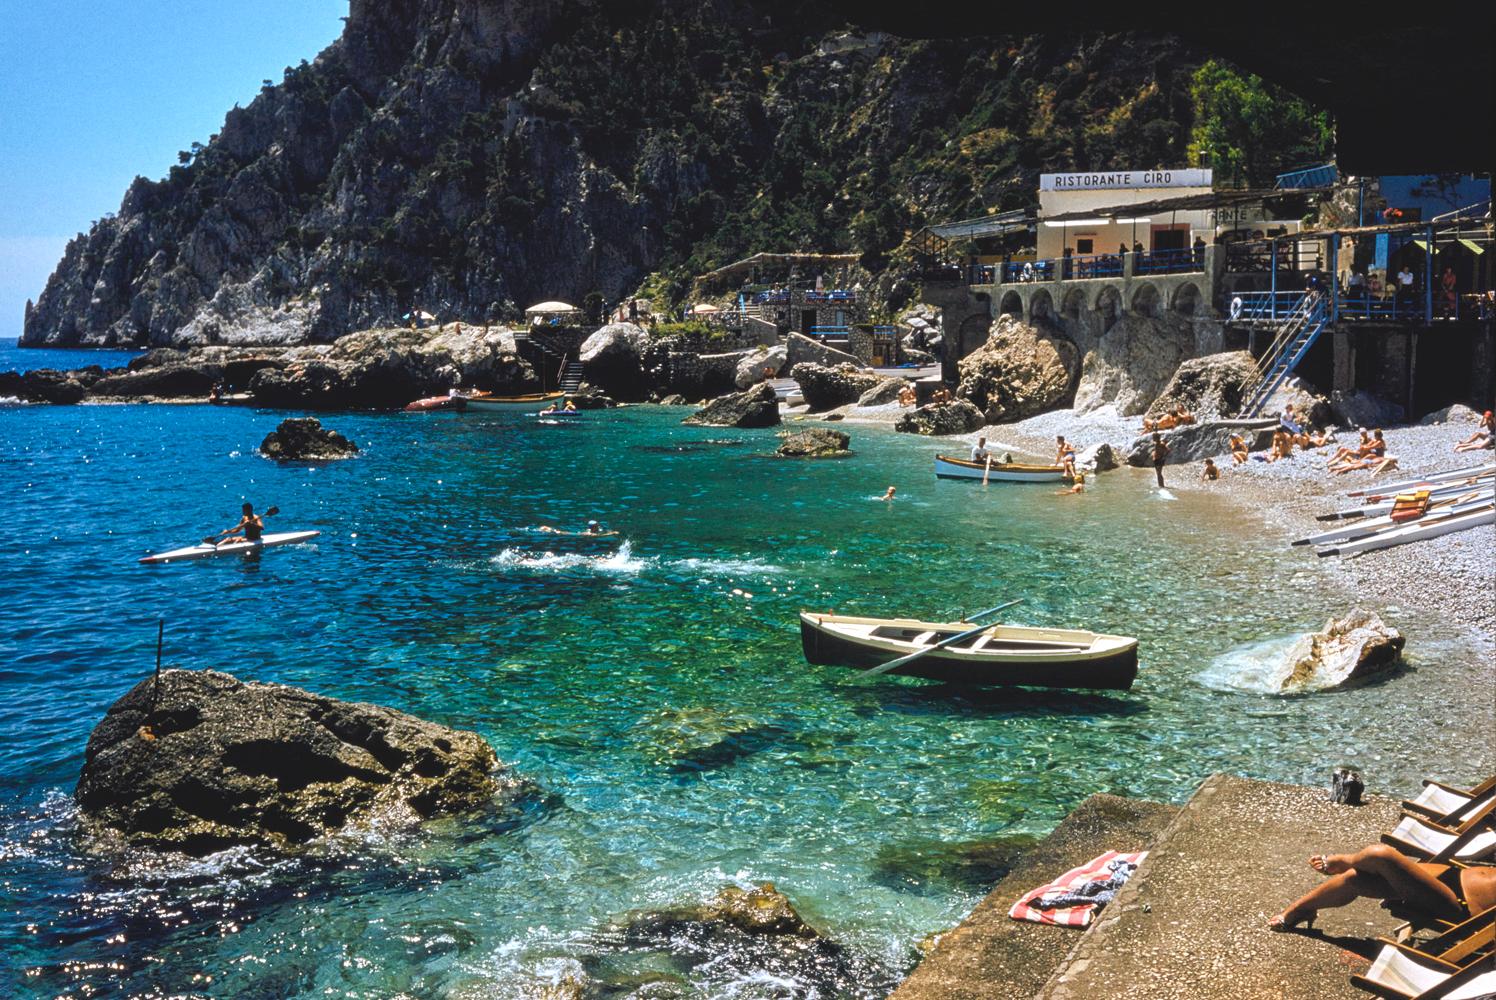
(1151, 433), (1169, 489)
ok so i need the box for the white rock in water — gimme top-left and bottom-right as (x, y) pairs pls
(1274, 609), (1405, 693)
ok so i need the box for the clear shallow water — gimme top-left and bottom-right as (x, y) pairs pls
(1, 402), (1490, 997)
(0, 337), (143, 375)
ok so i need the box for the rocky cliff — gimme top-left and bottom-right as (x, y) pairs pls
(24, 1), (1206, 349)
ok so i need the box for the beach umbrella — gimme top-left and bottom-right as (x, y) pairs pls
(693, 303), (721, 314)
(525, 301), (579, 314)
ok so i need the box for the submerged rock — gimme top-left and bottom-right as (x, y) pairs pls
(956, 314), (1075, 422)
(895, 399), (985, 436)
(259, 416), (359, 460)
(75, 669), (529, 855)
(625, 883), (820, 941)
(1274, 610), (1405, 693)
(790, 362), (881, 411)
(777, 428), (851, 458)
(682, 382), (780, 428)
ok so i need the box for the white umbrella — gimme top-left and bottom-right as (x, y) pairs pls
(693, 303), (721, 314)
(525, 301), (578, 314)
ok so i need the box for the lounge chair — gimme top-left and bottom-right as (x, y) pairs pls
(1382, 800), (1496, 864)
(1351, 913), (1495, 1000)
(1404, 778), (1496, 826)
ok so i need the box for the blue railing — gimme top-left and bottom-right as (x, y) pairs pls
(804, 289), (857, 303)
(968, 264), (996, 284)
(1275, 163), (1338, 190)
(1001, 260), (1054, 283)
(1135, 247), (1204, 275)
(808, 325), (850, 338)
(1335, 293), (1440, 323)
(1066, 253), (1124, 279)
(1229, 291), (1305, 323)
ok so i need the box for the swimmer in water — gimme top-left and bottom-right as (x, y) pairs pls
(880, 486), (897, 501)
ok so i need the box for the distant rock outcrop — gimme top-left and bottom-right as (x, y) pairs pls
(956, 315), (1075, 422)
(75, 669), (530, 855)
(895, 399), (985, 436)
(1144, 351), (1257, 421)
(260, 416), (359, 460)
(0, 369), (90, 404)
(683, 382), (780, 428)
(790, 362), (881, 411)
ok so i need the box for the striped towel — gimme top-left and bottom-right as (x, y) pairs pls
(1008, 850), (1148, 928)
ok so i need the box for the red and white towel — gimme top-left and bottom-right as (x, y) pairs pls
(1008, 850), (1148, 928)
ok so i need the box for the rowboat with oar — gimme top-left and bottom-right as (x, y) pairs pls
(455, 391), (566, 412)
(934, 454), (1066, 483)
(1316, 502), (1494, 557)
(798, 612), (1138, 689)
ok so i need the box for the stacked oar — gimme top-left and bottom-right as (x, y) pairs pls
(1296, 463), (1495, 557)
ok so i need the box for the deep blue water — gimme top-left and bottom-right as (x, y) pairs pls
(0, 337), (143, 375)
(1, 401), (1490, 998)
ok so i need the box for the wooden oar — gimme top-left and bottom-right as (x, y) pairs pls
(983, 454), (993, 485)
(859, 599), (1025, 678)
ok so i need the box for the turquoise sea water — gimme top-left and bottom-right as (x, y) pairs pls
(1, 395), (1490, 998)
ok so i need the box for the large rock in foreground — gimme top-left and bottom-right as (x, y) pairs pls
(895, 399), (985, 436)
(260, 417), (359, 460)
(1273, 610), (1405, 693)
(790, 362), (881, 411)
(1144, 351), (1257, 421)
(683, 382), (780, 428)
(579, 323), (651, 401)
(76, 669), (528, 855)
(1124, 422), (1274, 466)
(956, 315), (1075, 422)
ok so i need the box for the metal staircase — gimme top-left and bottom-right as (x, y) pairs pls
(559, 361), (584, 392)
(1237, 294), (1331, 417)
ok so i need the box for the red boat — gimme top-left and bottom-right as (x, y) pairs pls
(403, 394), (459, 412)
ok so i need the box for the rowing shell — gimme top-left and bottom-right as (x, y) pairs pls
(1316, 504), (1494, 557)
(140, 531), (321, 564)
(934, 455), (1066, 483)
(1317, 474), (1494, 520)
(1294, 489), (1493, 546)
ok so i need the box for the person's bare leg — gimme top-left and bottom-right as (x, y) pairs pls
(1270, 870), (1385, 929)
(1316, 846), (1461, 914)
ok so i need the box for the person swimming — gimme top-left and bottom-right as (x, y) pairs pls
(880, 486), (897, 502)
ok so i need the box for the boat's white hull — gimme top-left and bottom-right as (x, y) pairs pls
(1320, 475), (1494, 520)
(1295, 490), (1493, 546)
(1319, 505), (1494, 557)
(1345, 463), (1496, 497)
(140, 531), (321, 564)
(934, 455), (1065, 483)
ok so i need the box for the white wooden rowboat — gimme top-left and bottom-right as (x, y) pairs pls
(1317, 503), (1494, 557)
(1318, 475), (1494, 520)
(456, 391), (565, 412)
(934, 454), (1066, 483)
(1345, 463), (1496, 497)
(1294, 489), (1493, 546)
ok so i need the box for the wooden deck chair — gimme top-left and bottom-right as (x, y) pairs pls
(1383, 799), (1496, 864)
(1377, 907), (1496, 967)
(1350, 950), (1493, 999)
(1405, 777), (1496, 825)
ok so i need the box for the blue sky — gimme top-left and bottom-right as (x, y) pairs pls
(0, 1), (347, 341)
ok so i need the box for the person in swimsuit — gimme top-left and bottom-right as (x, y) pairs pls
(1055, 436), (1077, 478)
(215, 503), (264, 546)
(1202, 458), (1220, 481)
(1151, 432), (1169, 488)
(1229, 433), (1250, 465)
(1269, 844), (1496, 931)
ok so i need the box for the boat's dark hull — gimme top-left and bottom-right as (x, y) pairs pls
(800, 618), (1138, 690)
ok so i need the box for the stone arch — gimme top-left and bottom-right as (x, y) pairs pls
(1028, 289), (1055, 325)
(1171, 281), (1203, 316)
(1094, 286), (1122, 333)
(998, 290), (1024, 317)
(1131, 282), (1162, 319)
(1060, 287), (1087, 321)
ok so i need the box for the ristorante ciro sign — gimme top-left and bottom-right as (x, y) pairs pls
(1040, 169), (1213, 191)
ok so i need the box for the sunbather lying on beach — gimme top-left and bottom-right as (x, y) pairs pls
(1330, 430), (1390, 473)
(1268, 844), (1496, 931)
(1329, 429), (1371, 465)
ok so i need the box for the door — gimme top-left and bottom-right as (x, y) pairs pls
(801, 310), (817, 335)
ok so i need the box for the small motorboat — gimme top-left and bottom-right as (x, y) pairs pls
(934, 454), (1066, 483)
(404, 394), (458, 412)
(456, 391), (566, 413)
(140, 531), (321, 565)
(799, 612), (1138, 690)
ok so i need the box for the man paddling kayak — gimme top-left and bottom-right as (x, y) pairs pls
(212, 503), (265, 547)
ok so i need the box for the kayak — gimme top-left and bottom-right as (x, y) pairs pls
(140, 531), (321, 564)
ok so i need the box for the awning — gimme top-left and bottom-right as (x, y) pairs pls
(1459, 238), (1487, 255)
(1411, 240), (1428, 251)
(525, 300), (579, 314)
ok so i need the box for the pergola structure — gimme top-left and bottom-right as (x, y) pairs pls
(693, 252), (861, 292)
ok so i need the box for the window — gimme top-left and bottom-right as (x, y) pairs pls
(1076, 237), (1094, 254)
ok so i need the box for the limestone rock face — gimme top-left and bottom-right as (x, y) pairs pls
(790, 362), (881, 411)
(579, 323), (651, 401)
(1274, 610), (1405, 693)
(682, 382), (780, 428)
(75, 669), (529, 855)
(956, 315), (1075, 422)
(777, 428), (851, 457)
(1074, 313), (1195, 416)
(1145, 351), (1257, 421)
(1124, 422), (1274, 466)
(1075, 441), (1118, 473)
(856, 377), (909, 407)
(734, 345), (788, 389)
(784, 332), (863, 369)
(260, 416), (359, 460)
(895, 399), (985, 436)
